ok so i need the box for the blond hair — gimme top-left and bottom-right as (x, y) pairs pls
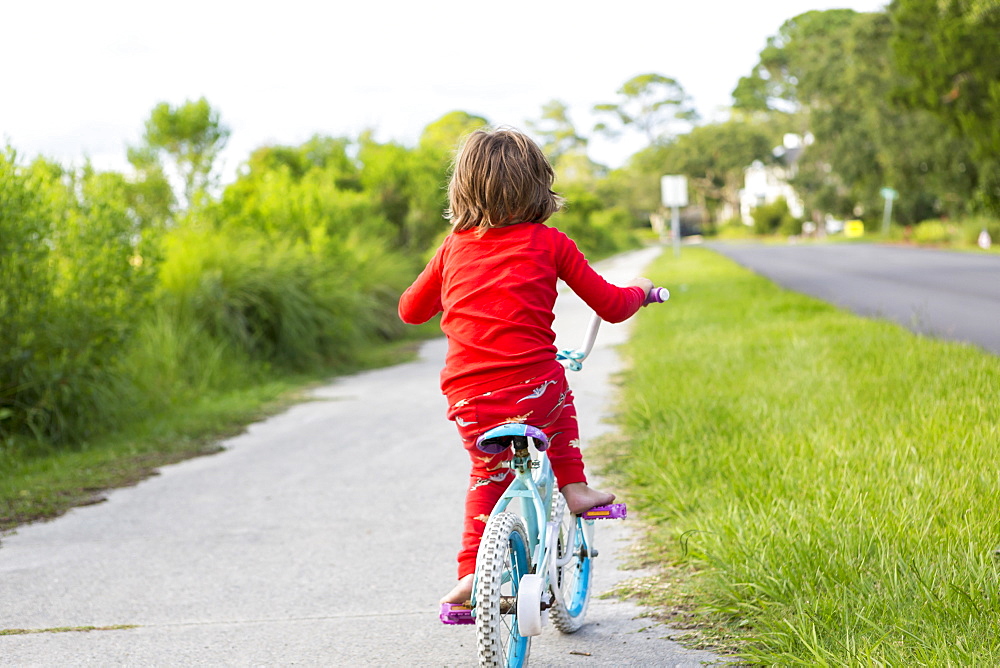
(446, 128), (563, 232)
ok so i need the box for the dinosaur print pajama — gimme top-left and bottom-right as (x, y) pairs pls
(446, 363), (585, 579)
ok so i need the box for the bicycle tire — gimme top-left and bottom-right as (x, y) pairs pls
(475, 512), (532, 667)
(549, 496), (593, 633)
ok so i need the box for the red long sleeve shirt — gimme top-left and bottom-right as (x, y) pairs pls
(398, 222), (645, 399)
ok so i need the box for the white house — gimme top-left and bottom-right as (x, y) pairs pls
(739, 133), (807, 225)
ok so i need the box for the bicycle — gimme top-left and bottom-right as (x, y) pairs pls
(440, 287), (670, 667)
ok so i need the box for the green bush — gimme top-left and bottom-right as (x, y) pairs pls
(0, 134), (419, 452)
(751, 197), (799, 235)
(716, 217), (755, 240)
(913, 220), (952, 244)
(156, 221), (408, 374)
(0, 152), (158, 445)
(120, 305), (261, 418)
(551, 189), (639, 258)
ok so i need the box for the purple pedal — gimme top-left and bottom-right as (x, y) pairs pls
(440, 603), (475, 625)
(580, 503), (627, 520)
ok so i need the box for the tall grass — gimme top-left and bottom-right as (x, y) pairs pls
(0, 154), (158, 446)
(0, 145), (413, 453)
(612, 247), (1000, 664)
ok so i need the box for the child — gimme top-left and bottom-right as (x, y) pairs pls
(398, 127), (653, 605)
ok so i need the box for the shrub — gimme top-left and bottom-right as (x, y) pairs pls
(913, 220), (952, 244)
(0, 137), (417, 451)
(156, 223), (408, 373)
(751, 197), (799, 236)
(551, 189), (639, 258)
(0, 153), (158, 445)
(716, 217), (755, 240)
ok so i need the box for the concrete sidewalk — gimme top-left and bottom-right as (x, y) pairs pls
(0, 246), (722, 667)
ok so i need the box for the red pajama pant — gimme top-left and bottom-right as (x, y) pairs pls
(446, 364), (586, 579)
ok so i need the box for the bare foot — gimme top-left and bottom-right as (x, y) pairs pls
(560, 482), (616, 515)
(440, 574), (474, 605)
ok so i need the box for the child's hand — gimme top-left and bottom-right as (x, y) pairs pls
(628, 277), (654, 298)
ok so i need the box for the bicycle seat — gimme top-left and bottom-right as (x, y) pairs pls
(476, 423), (550, 455)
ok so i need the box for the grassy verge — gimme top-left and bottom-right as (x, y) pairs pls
(0, 327), (438, 533)
(604, 247), (1000, 665)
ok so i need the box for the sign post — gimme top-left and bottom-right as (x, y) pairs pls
(880, 187), (898, 235)
(661, 175), (688, 257)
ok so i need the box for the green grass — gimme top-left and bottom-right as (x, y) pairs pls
(606, 247), (1000, 665)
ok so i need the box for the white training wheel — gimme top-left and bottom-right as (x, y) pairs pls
(516, 574), (545, 636)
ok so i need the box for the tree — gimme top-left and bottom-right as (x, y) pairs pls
(525, 100), (606, 185)
(593, 73), (697, 145)
(791, 10), (977, 222)
(622, 118), (778, 222)
(671, 119), (777, 218)
(735, 8), (979, 223)
(242, 135), (360, 190)
(732, 10), (860, 113)
(418, 110), (489, 157)
(135, 98), (230, 208)
(890, 0), (1000, 213)
(125, 145), (175, 227)
(359, 131), (451, 251)
(413, 112), (490, 248)
(527, 100), (589, 164)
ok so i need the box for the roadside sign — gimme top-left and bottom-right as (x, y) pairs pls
(880, 188), (898, 233)
(660, 175), (687, 257)
(661, 175), (688, 208)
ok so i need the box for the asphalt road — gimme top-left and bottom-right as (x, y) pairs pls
(710, 242), (1000, 355)
(0, 247), (721, 667)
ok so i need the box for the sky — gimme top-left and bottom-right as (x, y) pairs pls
(4, 0), (887, 182)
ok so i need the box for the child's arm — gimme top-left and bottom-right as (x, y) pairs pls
(554, 231), (649, 322)
(399, 246), (445, 325)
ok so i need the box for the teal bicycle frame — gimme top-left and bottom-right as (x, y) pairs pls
(486, 437), (592, 610)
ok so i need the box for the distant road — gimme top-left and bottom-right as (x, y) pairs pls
(709, 242), (1000, 355)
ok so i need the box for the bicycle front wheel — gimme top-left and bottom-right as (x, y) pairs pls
(550, 497), (593, 633)
(475, 512), (532, 667)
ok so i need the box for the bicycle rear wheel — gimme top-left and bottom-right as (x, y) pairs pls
(475, 512), (532, 667)
(550, 497), (593, 633)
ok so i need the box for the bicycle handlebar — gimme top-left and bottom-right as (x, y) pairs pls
(558, 286), (669, 371)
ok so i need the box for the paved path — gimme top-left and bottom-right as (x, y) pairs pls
(710, 242), (1000, 355)
(0, 247), (721, 667)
